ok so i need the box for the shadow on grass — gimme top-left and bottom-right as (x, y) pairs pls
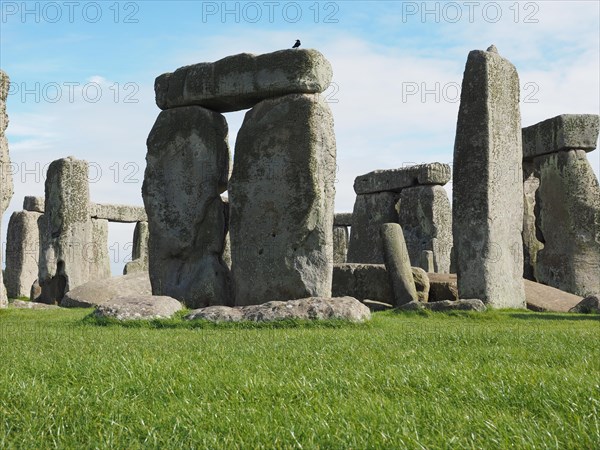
(82, 310), (373, 331)
(509, 312), (600, 322)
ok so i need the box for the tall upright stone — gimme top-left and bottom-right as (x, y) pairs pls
(38, 157), (104, 303)
(452, 47), (526, 309)
(143, 106), (231, 308)
(333, 226), (349, 263)
(5, 210), (42, 299)
(229, 93), (336, 306)
(123, 221), (149, 274)
(1, 70), (14, 306)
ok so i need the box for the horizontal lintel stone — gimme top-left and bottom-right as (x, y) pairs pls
(90, 203), (147, 223)
(353, 162), (451, 194)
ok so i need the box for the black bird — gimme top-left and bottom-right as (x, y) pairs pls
(292, 39), (301, 49)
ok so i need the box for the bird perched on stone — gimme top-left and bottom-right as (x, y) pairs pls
(486, 44), (498, 53)
(292, 39), (301, 49)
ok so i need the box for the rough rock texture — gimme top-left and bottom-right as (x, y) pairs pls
(1, 70), (14, 307)
(30, 279), (41, 301)
(155, 49), (333, 112)
(185, 297), (371, 323)
(91, 219), (111, 280)
(94, 295), (182, 321)
(522, 114), (599, 160)
(334, 212), (353, 227)
(420, 250), (434, 273)
(412, 267), (430, 303)
(533, 150), (600, 297)
(522, 162), (543, 280)
(380, 223), (418, 306)
(229, 93), (336, 306)
(569, 295), (600, 314)
(354, 163), (451, 195)
(524, 279), (583, 312)
(61, 271), (151, 308)
(5, 210), (42, 298)
(9, 300), (59, 309)
(333, 226), (349, 264)
(398, 185), (452, 273)
(23, 196), (45, 213)
(427, 273), (459, 302)
(452, 48), (526, 309)
(400, 299), (486, 312)
(221, 196), (231, 270)
(38, 157), (109, 304)
(347, 192), (399, 264)
(123, 221), (149, 275)
(143, 106), (232, 308)
(90, 203), (147, 223)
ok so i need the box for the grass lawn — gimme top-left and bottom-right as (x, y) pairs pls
(0, 307), (598, 449)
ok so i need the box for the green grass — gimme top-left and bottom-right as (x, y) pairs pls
(0, 308), (598, 449)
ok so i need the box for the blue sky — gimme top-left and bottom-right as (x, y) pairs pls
(1, 0), (599, 274)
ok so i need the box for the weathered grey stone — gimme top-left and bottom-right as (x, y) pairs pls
(412, 267), (430, 303)
(143, 106), (232, 308)
(420, 250), (434, 272)
(222, 196), (231, 270)
(5, 210), (42, 299)
(185, 297), (371, 323)
(452, 48), (526, 309)
(1, 70), (14, 308)
(522, 114), (599, 160)
(334, 213), (353, 227)
(524, 279), (583, 312)
(380, 223), (418, 306)
(568, 295), (600, 314)
(30, 279), (41, 302)
(38, 157), (109, 304)
(229, 93), (336, 306)
(123, 221), (149, 275)
(522, 162), (543, 280)
(90, 203), (147, 223)
(427, 273), (459, 302)
(333, 226), (349, 264)
(155, 49), (333, 112)
(398, 185), (452, 273)
(347, 192), (400, 264)
(400, 299), (486, 312)
(9, 299), (59, 309)
(23, 196), (45, 213)
(61, 271), (151, 308)
(533, 150), (600, 297)
(94, 295), (182, 321)
(353, 163), (451, 195)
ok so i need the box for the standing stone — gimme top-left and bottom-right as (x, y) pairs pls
(534, 150), (600, 296)
(23, 196), (44, 213)
(1, 70), (14, 306)
(123, 221), (149, 275)
(398, 185), (452, 273)
(420, 250), (434, 273)
(5, 210), (42, 298)
(522, 161), (543, 280)
(143, 106), (231, 308)
(91, 219), (111, 280)
(380, 223), (418, 306)
(229, 93), (336, 306)
(452, 47), (526, 309)
(38, 157), (105, 303)
(221, 196), (231, 270)
(347, 192), (400, 264)
(333, 225), (349, 263)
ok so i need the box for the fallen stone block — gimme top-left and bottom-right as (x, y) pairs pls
(568, 295), (600, 314)
(93, 295), (182, 320)
(9, 300), (59, 309)
(400, 299), (486, 312)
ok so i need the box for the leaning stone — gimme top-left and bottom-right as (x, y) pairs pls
(398, 185), (452, 273)
(380, 223), (418, 306)
(155, 49), (333, 112)
(143, 106), (232, 308)
(94, 295), (182, 321)
(524, 279), (583, 312)
(333, 226), (349, 264)
(61, 271), (151, 308)
(334, 213), (353, 227)
(568, 295), (600, 314)
(229, 93), (335, 306)
(90, 203), (147, 223)
(347, 192), (400, 264)
(5, 210), (42, 299)
(23, 196), (45, 213)
(353, 163), (451, 195)
(412, 267), (430, 302)
(522, 114), (599, 160)
(533, 150), (600, 297)
(185, 297), (371, 323)
(9, 300), (59, 309)
(452, 48), (526, 309)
